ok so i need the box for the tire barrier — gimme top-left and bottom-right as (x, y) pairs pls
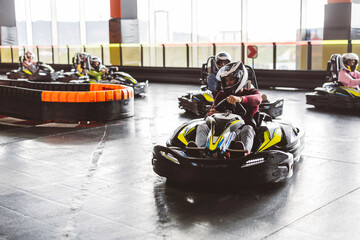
(0, 79), (134, 122)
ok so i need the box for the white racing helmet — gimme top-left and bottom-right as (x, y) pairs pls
(216, 61), (248, 96)
(24, 51), (35, 61)
(90, 56), (102, 68)
(215, 52), (231, 70)
(341, 53), (359, 72)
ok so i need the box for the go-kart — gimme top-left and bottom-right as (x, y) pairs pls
(59, 53), (92, 82)
(28, 62), (60, 82)
(82, 68), (149, 95)
(153, 99), (304, 185)
(306, 54), (360, 111)
(178, 57), (284, 118)
(66, 54), (149, 95)
(106, 68), (149, 95)
(7, 57), (59, 82)
(6, 67), (32, 79)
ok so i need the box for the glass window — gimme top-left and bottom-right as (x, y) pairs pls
(86, 21), (109, 44)
(142, 0), (192, 43)
(14, 0), (26, 22)
(83, 0), (110, 44)
(137, 0), (150, 43)
(305, 0), (326, 29)
(304, 0), (326, 40)
(247, 0), (301, 42)
(196, 0), (242, 43)
(30, 0), (52, 45)
(32, 22), (52, 45)
(84, 0), (110, 21)
(56, 0), (80, 22)
(58, 22), (81, 45)
(14, 0), (27, 46)
(56, 0), (81, 45)
(30, 0), (51, 21)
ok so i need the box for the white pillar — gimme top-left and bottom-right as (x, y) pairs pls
(24, 0), (33, 46)
(79, 0), (86, 45)
(50, 0), (58, 46)
(148, 0), (156, 66)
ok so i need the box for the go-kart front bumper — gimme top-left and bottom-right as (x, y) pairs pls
(152, 145), (294, 185)
(133, 80), (149, 95)
(178, 96), (211, 116)
(6, 70), (29, 80)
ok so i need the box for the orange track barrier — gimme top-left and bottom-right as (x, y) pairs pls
(42, 83), (132, 102)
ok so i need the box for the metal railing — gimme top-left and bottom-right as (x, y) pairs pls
(1, 40), (359, 71)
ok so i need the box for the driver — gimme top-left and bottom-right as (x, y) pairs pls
(89, 56), (108, 81)
(22, 50), (37, 73)
(207, 52), (231, 92)
(338, 53), (360, 90)
(191, 61), (262, 155)
(75, 52), (90, 75)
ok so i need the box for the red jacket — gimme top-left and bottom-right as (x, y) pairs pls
(207, 88), (262, 124)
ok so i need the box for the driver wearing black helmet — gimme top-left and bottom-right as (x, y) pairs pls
(190, 61), (262, 155)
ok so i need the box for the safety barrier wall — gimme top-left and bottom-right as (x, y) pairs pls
(0, 80), (135, 121)
(0, 63), (327, 90)
(1, 40), (359, 70)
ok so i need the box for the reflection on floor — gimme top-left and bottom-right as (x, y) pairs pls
(0, 83), (359, 240)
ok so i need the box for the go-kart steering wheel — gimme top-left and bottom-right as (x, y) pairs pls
(215, 98), (247, 116)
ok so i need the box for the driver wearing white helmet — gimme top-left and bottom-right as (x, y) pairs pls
(338, 53), (360, 90)
(207, 52), (231, 92)
(22, 50), (37, 73)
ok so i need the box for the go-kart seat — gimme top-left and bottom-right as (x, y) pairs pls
(253, 111), (272, 128)
(326, 54), (341, 83)
(245, 65), (259, 89)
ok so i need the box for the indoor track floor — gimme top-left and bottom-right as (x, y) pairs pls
(0, 82), (359, 240)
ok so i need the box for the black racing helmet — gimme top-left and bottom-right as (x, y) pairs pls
(215, 52), (231, 70)
(341, 53), (359, 72)
(216, 61), (248, 96)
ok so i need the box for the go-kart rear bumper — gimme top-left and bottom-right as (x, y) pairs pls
(152, 145), (294, 185)
(259, 98), (284, 118)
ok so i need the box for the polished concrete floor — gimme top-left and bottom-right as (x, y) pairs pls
(0, 82), (359, 240)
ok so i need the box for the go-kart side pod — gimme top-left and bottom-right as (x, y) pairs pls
(152, 145), (294, 185)
(6, 69), (32, 79)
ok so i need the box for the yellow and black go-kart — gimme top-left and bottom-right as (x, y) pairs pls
(306, 54), (360, 111)
(7, 58), (59, 82)
(152, 99), (304, 185)
(106, 68), (149, 96)
(306, 82), (360, 110)
(178, 59), (284, 118)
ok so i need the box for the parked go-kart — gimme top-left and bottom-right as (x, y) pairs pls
(306, 54), (360, 111)
(7, 56), (59, 82)
(178, 56), (284, 118)
(153, 98), (304, 185)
